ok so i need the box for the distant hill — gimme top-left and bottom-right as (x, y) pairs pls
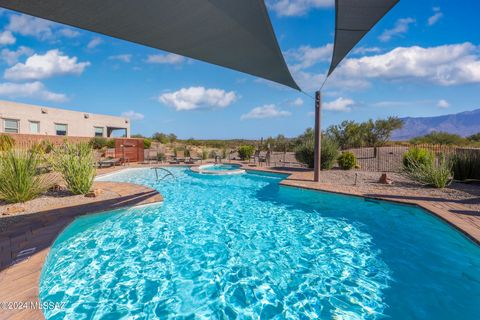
(392, 108), (480, 140)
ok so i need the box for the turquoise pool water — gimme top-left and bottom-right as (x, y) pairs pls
(40, 167), (480, 319)
(198, 164), (242, 171)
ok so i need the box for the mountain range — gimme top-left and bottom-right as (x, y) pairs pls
(392, 108), (480, 140)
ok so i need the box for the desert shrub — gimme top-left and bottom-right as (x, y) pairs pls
(52, 143), (96, 195)
(338, 152), (357, 170)
(157, 152), (166, 162)
(0, 135), (15, 152)
(403, 147), (434, 171)
(106, 139), (116, 148)
(294, 136), (338, 169)
(90, 137), (108, 149)
(450, 151), (480, 181)
(209, 149), (217, 159)
(202, 149), (209, 160)
(467, 133), (480, 142)
(0, 150), (50, 203)
(405, 154), (452, 188)
(143, 138), (152, 149)
(238, 145), (255, 160)
(29, 140), (53, 155)
(410, 131), (466, 145)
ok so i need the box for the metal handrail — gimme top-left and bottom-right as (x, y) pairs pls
(151, 167), (176, 181)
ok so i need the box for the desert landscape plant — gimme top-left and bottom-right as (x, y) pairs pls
(53, 142), (96, 195)
(403, 147), (434, 171)
(450, 151), (480, 181)
(0, 150), (50, 203)
(238, 145), (255, 160)
(338, 152), (357, 170)
(405, 154), (452, 188)
(0, 134), (15, 152)
(294, 136), (338, 169)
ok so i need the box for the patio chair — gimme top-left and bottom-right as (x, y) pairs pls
(250, 150), (260, 164)
(175, 150), (186, 163)
(185, 150), (202, 164)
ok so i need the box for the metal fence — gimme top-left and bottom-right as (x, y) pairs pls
(344, 144), (480, 172)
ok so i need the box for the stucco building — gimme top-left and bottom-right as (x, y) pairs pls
(0, 100), (130, 138)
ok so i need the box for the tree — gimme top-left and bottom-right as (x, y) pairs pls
(168, 133), (177, 143)
(326, 117), (403, 149)
(238, 145), (255, 160)
(364, 117), (403, 147)
(152, 132), (169, 144)
(467, 133), (480, 142)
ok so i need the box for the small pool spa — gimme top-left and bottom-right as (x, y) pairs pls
(192, 163), (245, 175)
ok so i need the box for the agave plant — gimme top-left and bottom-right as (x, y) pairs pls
(0, 149), (51, 203)
(52, 142), (96, 195)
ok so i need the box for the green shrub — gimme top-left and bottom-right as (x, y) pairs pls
(403, 147), (434, 171)
(143, 138), (152, 149)
(202, 149), (209, 160)
(0, 150), (50, 203)
(338, 152), (357, 170)
(410, 131), (466, 145)
(294, 136), (338, 169)
(450, 151), (480, 181)
(53, 143), (96, 195)
(0, 135), (15, 152)
(106, 139), (116, 148)
(29, 140), (53, 155)
(405, 155), (452, 188)
(157, 152), (166, 162)
(238, 145), (255, 160)
(89, 137), (108, 149)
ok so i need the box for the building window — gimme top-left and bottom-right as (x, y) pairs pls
(55, 123), (68, 136)
(3, 119), (19, 133)
(94, 127), (104, 137)
(29, 121), (40, 133)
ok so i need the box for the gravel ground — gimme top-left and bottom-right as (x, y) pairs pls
(290, 169), (480, 212)
(0, 186), (118, 232)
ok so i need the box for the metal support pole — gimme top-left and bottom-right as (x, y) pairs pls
(314, 90), (321, 182)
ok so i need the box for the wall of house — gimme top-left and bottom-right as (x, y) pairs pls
(0, 100), (130, 137)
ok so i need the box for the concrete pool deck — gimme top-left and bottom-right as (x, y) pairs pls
(0, 163), (479, 319)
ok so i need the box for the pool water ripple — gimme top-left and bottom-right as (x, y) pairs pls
(40, 168), (480, 319)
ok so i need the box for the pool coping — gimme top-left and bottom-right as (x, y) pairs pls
(0, 164), (479, 319)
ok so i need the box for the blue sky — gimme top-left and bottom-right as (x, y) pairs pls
(0, 1), (478, 139)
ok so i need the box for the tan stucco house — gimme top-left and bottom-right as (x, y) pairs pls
(0, 100), (130, 138)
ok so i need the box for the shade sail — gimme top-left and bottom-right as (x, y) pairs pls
(0, 0), (299, 90)
(328, 0), (399, 76)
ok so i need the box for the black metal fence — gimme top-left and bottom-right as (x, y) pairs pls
(344, 144), (480, 172)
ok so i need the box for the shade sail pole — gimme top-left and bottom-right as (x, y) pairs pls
(314, 90), (322, 182)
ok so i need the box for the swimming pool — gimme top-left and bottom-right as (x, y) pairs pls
(40, 167), (480, 319)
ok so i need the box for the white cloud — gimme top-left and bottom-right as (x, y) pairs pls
(379, 18), (415, 42)
(268, 0), (333, 17)
(58, 28), (80, 38)
(0, 81), (67, 102)
(291, 97), (304, 107)
(1, 46), (33, 65)
(324, 97), (354, 112)
(437, 99), (449, 109)
(87, 37), (102, 49)
(0, 30), (15, 45)
(121, 110), (144, 120)
(159, 86), (237, 111)
(428, 7), (443, 26)
(285, 44), (332, 72)
(4, 49), (90, 81)
(6, 14), (55, 40)
(352, 46), (382, 55)
(146, 53), (185, 65)
(241, 104), (291, 120)
(334, 42), (480, 86)
(108, 54), (132, 63)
